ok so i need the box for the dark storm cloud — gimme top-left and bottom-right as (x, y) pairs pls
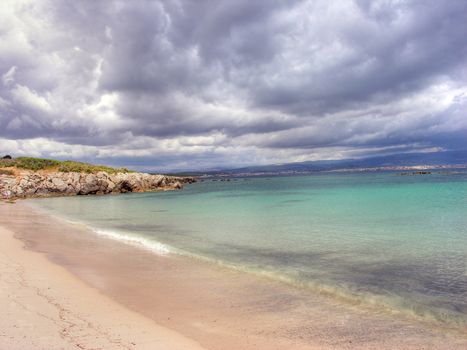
(251, 1), (467, 115)
(0, 0), (466, 170)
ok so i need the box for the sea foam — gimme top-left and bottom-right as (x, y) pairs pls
(92, 228), (171, 255)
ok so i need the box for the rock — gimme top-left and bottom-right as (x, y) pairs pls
(172, 181), (182, 189)
(0, 171), (196, 199)
(51, 177), (67, 192)
(1, 189), (12, 199)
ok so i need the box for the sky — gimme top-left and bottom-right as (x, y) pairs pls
(1, 0), (466, 171)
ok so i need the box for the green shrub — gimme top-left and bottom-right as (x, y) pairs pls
(15, 157), (61, 171)
(58, 161), (132, 174)
(0, 159), (15, 168)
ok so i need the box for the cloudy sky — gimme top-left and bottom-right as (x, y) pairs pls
(1, 0), (466, 171)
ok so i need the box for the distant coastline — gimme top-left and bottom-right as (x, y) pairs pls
(323, 163), (467, 173)
(174, 150), (467, 178)
(198, 163), (467, 179)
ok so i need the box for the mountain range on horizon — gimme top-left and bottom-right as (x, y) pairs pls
(184, 150), (467, 176)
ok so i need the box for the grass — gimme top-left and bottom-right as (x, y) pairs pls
(16, 157), (60, 171)
(0, 157), (60, 170)
(0, 169), (14, 176)
(0, 159), (16, 168)
(57, 161), (131, 174)
(0, 157), (132, 174)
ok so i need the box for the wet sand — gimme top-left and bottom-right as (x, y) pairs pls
(1, 201), (466, 349)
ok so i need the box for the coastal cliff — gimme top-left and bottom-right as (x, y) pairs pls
(1, 171), (195, 199)
(0, 157), (195, 199)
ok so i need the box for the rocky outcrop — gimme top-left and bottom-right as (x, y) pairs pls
(0, 171), (196, 199)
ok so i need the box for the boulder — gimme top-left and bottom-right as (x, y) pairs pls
(51, 177), (67, 192)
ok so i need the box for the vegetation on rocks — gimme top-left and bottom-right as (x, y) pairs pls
(0, 156), (196, 199)
(4, 157), (61, 171)
(57, 161), (131, 174)
(0, 157), (132, 174)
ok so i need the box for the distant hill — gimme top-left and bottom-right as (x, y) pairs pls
(193, 150), (467, 176)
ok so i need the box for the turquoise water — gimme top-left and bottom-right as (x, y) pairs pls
(31, 172), (467, 329)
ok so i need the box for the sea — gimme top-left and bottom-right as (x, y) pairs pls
(30, 171), (467, 330)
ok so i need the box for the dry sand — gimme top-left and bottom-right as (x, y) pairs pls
(1, 201), (466, 350)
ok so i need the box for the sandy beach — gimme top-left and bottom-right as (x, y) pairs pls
(1, 201), (466, 350)
(0, 205), (206, 350)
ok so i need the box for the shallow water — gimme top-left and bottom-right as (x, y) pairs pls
(31, 171), (467, 329)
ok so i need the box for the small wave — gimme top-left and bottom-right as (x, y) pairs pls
(155, 250), (467, 332)
(92, 228), (171, 255)
(31, 206), (172, 256)
(85, 228), (467, 331)
(62, 218), (85, 226)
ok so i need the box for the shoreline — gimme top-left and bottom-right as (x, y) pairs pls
(1, 201), (467, 349)
(26, 196), (467, 333)
(0, 212), (206, 349)
(35, 202), (466, 333)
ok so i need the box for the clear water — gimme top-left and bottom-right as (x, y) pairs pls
(31, 172), (467, 329)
